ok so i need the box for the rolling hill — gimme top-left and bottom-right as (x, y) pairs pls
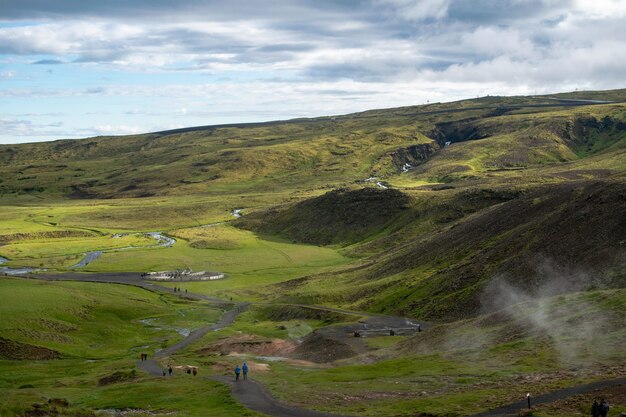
(1, 89), (625, 322)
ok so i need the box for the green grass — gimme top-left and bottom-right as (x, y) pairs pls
(0, 358), (264, 417)
(82, 225), (349, 297)
(0, 278), (259, 417)
(249, 290), (626, 416)
(0, 89), (625, 416)
(0, 278), (213, 358)
(364, 335), (408, 349)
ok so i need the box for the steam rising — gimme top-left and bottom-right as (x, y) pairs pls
(478, 258), (617, 364)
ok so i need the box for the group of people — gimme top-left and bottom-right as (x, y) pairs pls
(591, 398), (610, 417)
(162, 365), (197, 376)
(139, 353), (148, 361)
(172, 287), (186, 293)
(234, 362), (249, 381)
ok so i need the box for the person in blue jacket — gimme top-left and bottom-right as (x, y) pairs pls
(234, 365), (241, 381)
(242, 362), (249, 380)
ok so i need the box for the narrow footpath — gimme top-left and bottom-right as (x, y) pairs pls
(28, 272), (626, 417)
(136, 304), (248, 376)
(468, 376), (626, 417)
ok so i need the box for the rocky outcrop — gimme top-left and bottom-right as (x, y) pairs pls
(390, 143), (440, 172)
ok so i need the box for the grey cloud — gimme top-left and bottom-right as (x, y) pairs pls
(0, 0), (370, 22)
(32, 59), (64, 64)
(446, 0), (573, 24)
(305, 63), (389, 82)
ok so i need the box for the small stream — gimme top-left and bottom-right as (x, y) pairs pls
(139, 318), (191, 337)
(364, 177), (389, 190)
(3, 210), (240, 273)
(70, 232), (176, 269)
(0, 256), (44, 275)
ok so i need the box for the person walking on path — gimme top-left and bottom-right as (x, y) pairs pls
(192, 368), (197, 376)
(599, 399), (609, 417)
(168, 365), (173, 376)
(592, 399), (600, 417)
(242, 362), (249, 380)
(235, 365), (241, 381)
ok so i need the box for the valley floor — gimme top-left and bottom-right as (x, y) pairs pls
(1, 273), (624, 417)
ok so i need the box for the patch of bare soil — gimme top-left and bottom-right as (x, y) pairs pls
(291, 331), (358, 363)
(0, 337), (60, 360)
(19, 398), (97, 417)
(198, 335), (297, 357)
(98, 409), (176, 417)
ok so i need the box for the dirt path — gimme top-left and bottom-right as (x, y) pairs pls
(137, 304), (248, 376)
(212, 375), (357, 417)
(468, 376), (626, 417)
(24, 272), (623, 417)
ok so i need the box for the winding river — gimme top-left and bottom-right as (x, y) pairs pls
(2, 210), (243, 274)
(69, 232), (176, 269)
(0, 256), (43, 275)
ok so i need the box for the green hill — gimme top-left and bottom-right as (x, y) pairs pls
(1, 88), (625, 417)
(1, 90), (624, 200)
(0, 88), (624, 322)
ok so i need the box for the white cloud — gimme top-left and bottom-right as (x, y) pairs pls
(461, 27), (537, 59)
(572, 0), (626, 18)
(0, 0), (625, 143)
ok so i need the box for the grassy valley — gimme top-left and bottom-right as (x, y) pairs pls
(0, 89), (625, 416)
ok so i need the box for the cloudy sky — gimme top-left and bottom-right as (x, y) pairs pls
(1, 0), (625, 144)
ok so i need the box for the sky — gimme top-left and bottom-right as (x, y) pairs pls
(1, 0), (625, 144)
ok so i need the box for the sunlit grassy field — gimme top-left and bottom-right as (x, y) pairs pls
(0, 277), (262, 417)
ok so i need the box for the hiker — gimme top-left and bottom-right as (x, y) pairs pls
(192, 368), (197, 376)
(162, 370), (166, 377)
(235, 365), (241, 381)
(144, 353), (148, 360)
(168, 366), (173, 376)
(242, 362), (249, 380)
(417, 324), (421, 332)
(592, 399), (600, 417)
(186, 368), (191, 375)
(599, 399), (609, 417)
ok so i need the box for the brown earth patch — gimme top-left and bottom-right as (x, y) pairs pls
(17, 328), (73, 344)
(0, 337), (60, 360)
(291, 331), (358, 363)
(35, 318), (78, 333)
(198, 335), (297, 357)
(0, 230), (95, 243)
